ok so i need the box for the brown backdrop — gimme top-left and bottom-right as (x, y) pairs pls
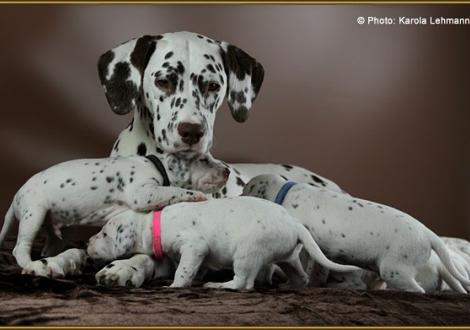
(0, 4), (469, 238)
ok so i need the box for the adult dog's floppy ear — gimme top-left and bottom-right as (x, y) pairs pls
(98, 35), (157, 115)
(219, 41), (264, 123)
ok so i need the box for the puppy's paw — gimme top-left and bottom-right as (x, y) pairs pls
(95, 260), (145, 288)
(22, 259), (65, 279)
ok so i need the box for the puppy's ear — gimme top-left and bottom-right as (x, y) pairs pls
(219, 41), (264, 123)
(98, 35), (157, 115)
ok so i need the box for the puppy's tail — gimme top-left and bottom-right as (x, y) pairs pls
(439, 267), (467, 293)
(0, 204), (15, 248)
(297, 223), (360, 273)
(428, 228), (470, 287)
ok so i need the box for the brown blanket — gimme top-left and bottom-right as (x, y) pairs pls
(1, 239), (470, 326)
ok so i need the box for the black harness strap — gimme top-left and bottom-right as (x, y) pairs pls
(145, 154), (170, 187)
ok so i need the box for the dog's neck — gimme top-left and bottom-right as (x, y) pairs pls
(128, 210), (175, 279)
(131, 211), (154, 255)
(266, 181), (287, 203)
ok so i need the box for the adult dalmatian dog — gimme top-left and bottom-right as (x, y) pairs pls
(93, 31), (348, 287)
(13, 31), (342, 286)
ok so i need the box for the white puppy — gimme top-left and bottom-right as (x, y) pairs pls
(1, 153), (228, 268)
(87, 196), (360, 290)
(325, 247), (470, 293)
(242, 174), (470, 293)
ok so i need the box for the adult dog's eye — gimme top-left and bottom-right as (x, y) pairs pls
(155, 79), (176, 94)
(207, 82), (220, 92)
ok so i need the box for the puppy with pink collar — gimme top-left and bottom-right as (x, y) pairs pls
(87, 197), (360, 289)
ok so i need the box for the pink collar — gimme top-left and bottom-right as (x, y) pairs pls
(152, 211), (164, 260)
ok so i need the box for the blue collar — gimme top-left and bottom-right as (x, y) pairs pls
(274, 181), (297, 205)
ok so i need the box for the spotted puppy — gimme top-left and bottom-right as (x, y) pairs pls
(324, 247), (470, 293)
(1, 153), (229, 269)
(87, 196), (360, 289)
(312, 236), (470, 293)
(243, 174), (470, 293)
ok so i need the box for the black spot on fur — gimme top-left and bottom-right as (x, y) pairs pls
(206, 64), (216, 73)
(99, 61), (139, 115)
(311, 175), (327, 187)
(230, 90), (246, 104)
(220, 43), (264, 93)
(236, 177), (245, 187)
(130, 36), (157, 76)
(137, 143), (147, 156)
(99, 35), (156, 115)
(113, 139), (120, 151)
(282, 164), (293, 171)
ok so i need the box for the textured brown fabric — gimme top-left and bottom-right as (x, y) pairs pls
(1, 240), (470, 326)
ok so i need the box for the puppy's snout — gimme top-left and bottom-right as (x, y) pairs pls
(178, 122), (204, 145)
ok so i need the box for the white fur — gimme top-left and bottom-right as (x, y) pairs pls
(1, 154), (228, 269)
(242, 174), (470, 293)
(87, 197), (360, 289)
(98, 31), (346, 286)
(330, 245), (470, 294)
(22, 248), (88, 279)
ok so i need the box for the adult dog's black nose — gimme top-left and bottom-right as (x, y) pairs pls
(178, 122), (204, 145)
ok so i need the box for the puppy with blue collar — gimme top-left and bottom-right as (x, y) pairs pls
(242, 174), (470, 293)
(87, 196), (360, 290)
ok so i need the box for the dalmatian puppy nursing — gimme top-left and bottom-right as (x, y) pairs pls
(242, 174), (470, 293)
(87, 196), (360, 290)
(0, 153), (229, 271)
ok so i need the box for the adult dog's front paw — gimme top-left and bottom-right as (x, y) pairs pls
(96, 260), (145, 288)
(187, 191), (207, 202)
(22, 259), (65, 279)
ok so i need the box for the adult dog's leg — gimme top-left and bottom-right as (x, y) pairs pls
(123, 184), (207, 212)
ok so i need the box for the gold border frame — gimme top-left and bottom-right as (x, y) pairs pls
(0, 1), (469, 328)
(3, 328), (470, 329)
(1, 1), (470, 4)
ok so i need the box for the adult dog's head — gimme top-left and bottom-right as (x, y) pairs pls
(98, 31), (264, 155)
